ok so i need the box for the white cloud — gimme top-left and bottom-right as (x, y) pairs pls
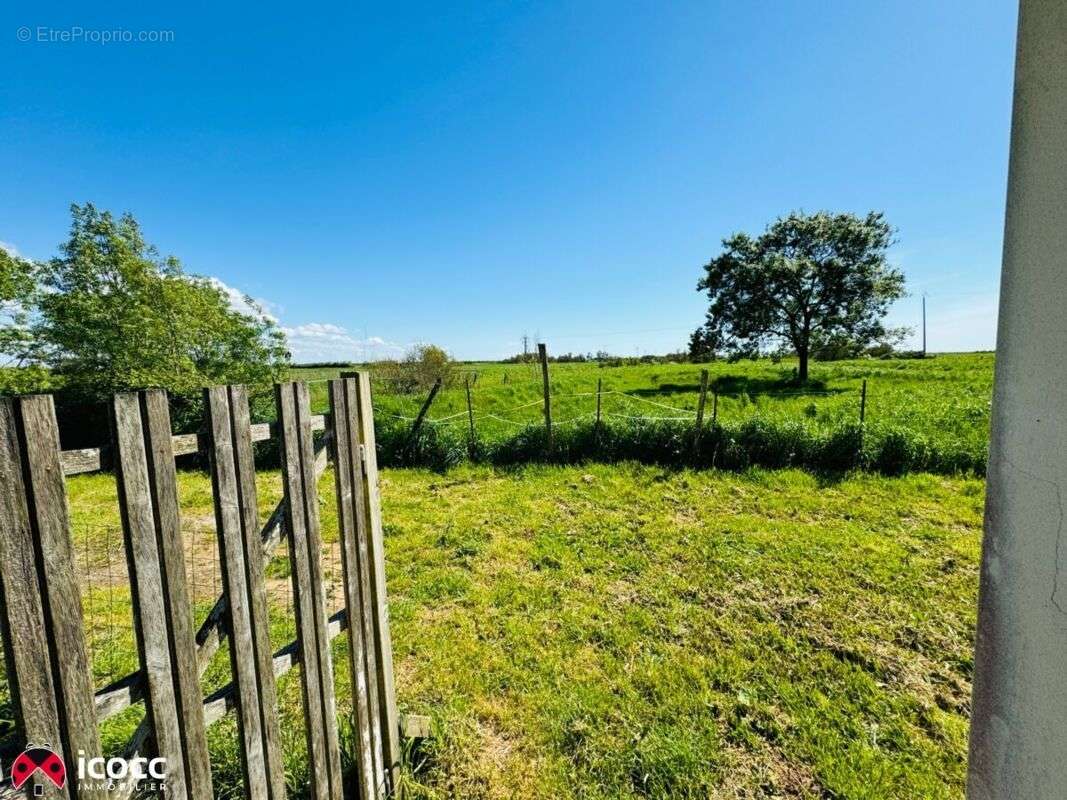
(280, 322), (405, 363)
(0, 240), (22, 258)
(207, 275), (404, 362)
(285, 322), (349, 338)
(207, 277), (279, 323)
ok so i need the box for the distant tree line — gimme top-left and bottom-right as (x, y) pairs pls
(502, 350), (692, 365)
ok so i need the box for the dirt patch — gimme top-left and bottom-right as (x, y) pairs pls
(717, 739), (825, 799)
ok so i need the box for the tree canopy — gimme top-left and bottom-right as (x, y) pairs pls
(1, 204), (290, 429)
(691, 211), (906, 380)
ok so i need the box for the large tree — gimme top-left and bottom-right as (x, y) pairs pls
(692, 211), (906, 381)
(32, 204), (288, 424)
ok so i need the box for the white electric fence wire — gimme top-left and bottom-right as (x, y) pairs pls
(604, 412), (692, 422)
(604, 391), (698, 414)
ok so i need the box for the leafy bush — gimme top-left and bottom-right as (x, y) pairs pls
(375, 344), (456, 394)
(869, 427), (931, 475)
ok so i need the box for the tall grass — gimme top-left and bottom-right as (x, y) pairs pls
(296, 353), (993, 476)
(375, 416), (987, 476)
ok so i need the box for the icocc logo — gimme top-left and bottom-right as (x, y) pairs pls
(1, 745), (167, 793)
(78, 751), (168, 783)
(8, 746), (67, 789)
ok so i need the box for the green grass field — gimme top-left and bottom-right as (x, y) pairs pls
(28, 459), (981, 799)
(0, 354), (989, 797)
(293, 352), (994, 474)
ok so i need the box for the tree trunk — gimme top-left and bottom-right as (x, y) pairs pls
(797, 348), (809, 382)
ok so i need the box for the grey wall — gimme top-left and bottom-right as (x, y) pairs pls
(968, 1), (1067, 796)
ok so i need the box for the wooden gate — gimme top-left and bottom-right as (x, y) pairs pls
(0, 375), (404, 799)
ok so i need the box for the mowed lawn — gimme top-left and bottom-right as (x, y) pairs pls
(54, 463), (982, 799)
(386, 464), (980, 799)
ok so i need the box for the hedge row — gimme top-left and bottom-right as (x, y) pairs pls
(372, 417), (987, 476)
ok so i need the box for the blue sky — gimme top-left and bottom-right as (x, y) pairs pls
(1, 1), (1017, 361)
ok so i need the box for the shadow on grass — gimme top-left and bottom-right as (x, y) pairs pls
(627, 374), (846, 397)
(629, 382), (702, 395)
(708, 374), (844, 396)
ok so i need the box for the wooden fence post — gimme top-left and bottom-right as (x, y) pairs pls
(204, 385), (287, 800)
(693, 369), (709, 456)
(712, 389), (719, 426)
(0, 395), (103, 799)
(330, 377), (386, 798)
(276, 382), (344, 800)
(465, 377), (476, 456)
(539, 343), (552, 450)
(595, 377), (602, 429)
(860, 379), (868, 423)
(408, 378), (442, 454)
(346, 371), (401, 790)
(111, 390), (212, 800)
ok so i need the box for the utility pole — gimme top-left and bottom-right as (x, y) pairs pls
(522, 333), (529, 360)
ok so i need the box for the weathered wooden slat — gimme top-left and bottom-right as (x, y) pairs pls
(0, 397), (67, 799)
(350, 371), (401, 789)
(59, 446), (102, 475)
(17, 395), (103, 799)
(111, 391), (213, 799)
(276, 381), (343, 800)
(111, 392), (189, 799)
(204, 385), (287, 800)
(140, 392), (216, 797)
(329, 378), (383, 799)
(229, 385), (288, 797)
(94, 433), (331, 722)
(100, 435), (333, 800)
(61, 414), (326, 475)
(171, 432), (200, 456)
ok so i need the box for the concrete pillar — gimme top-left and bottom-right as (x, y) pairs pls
(968, 1), (1067, 797)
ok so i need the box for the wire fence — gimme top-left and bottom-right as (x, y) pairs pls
(64, 468), (353, 696)
(375, 387), (857, 431)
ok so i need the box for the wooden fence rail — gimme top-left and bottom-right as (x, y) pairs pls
(0, 378), (406, 800)
(60, 415), (327, 476)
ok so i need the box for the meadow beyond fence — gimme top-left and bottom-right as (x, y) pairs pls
(295, 352), (993, 476)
